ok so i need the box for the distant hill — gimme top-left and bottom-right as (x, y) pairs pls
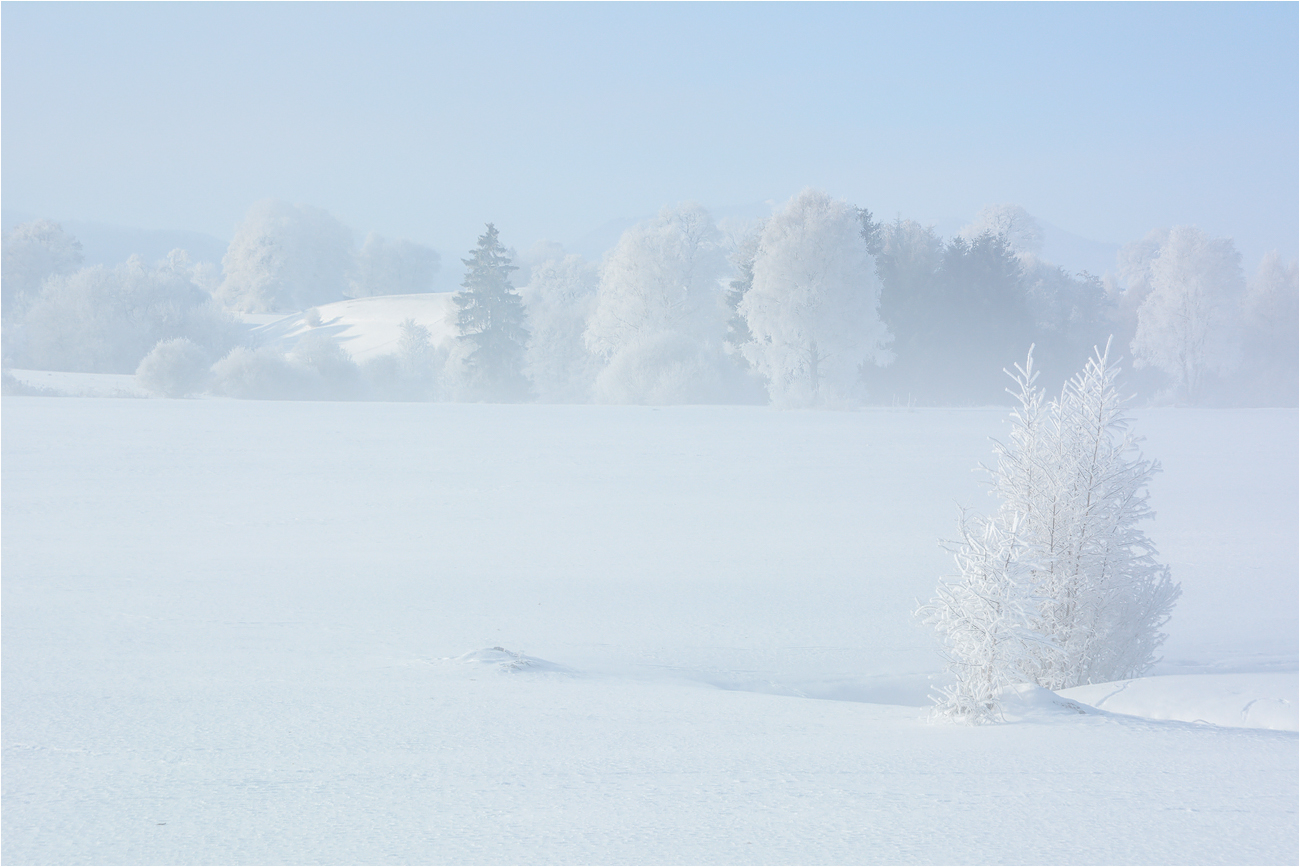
(1037, 220), (1121, 278)
(252, 293), (460, 362)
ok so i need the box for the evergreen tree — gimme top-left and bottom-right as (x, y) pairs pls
(455, 223), (531, 402)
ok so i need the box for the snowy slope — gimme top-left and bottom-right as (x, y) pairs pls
(2, 401), (1295, 864)
(1060, 673), (1297, 731)
(252, 292), (461, 361)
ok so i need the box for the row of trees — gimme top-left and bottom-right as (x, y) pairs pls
(454, 194), (1295, 407)
(3, 193), (1295, 406)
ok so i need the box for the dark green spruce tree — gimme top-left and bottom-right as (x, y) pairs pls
(455, 223), (531, 401)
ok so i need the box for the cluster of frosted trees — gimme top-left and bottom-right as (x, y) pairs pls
(2, 192), (1295, 406)
(0, 201), (440, 388)
(920, 344), (1181, 723)
(217, 200), (440, 312)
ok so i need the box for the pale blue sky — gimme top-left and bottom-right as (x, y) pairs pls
(3, 1), (1296, 273)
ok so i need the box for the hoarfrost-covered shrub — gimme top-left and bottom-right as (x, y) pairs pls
(135, 338), (211, 397)
(361, 319), (447, 401)
(211, 333), (367, 401)
(392, 318), (447, 399)
(211, 346), (315, 400)
(920, 342), (1180, 723)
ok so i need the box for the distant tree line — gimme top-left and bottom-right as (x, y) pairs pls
(2, 193), (1295, 407)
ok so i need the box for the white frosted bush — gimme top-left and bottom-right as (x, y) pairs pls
(135, 338), (211, 398)
(921, 343), (1180, 722)
(211, 346), (314, 400)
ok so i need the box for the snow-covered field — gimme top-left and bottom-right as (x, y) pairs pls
(3, 398), (1296, 864)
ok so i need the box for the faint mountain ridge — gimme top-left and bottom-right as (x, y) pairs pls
(1, 210), (228, 267)
(1037, 219), (1121, 278)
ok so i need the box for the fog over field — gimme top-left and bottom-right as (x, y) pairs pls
(2, 3), (1296, 865)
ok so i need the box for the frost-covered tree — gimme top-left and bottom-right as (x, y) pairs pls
(455, 224), (530, 402)
(1238, 251), (1299, 406)
(921, 344), (1180, 721)
(17, 250), (240, 374)
(860, 217), (1033, 405)
(922, 510), (1043, 723)
(362, 317), (448, 401)
(522, 253), (600, 403)
(958, 203), (1044, 257)
(1130, 226), (1244, 404)
(585, 202), (734, 404)
(2, 219), (84, 319)
(349, 232), (440, 298)
(724, 226), (762, 356)
(217, 199), (355, 313)
(740, 189), (891, 408)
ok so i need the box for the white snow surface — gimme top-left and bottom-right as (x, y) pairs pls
(251, 292), (460, 361)
(1059, 672), (1298, 731)
(3, 400), (1296, 864)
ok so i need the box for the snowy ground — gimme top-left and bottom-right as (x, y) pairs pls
(251, 293), (460, 362)
(3, 398), (1296, 864)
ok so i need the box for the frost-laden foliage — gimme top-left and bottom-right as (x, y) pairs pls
(349, 232), (440, 298)
(523, 254), (600, 403)
(921, 343), (1180, 722)
(2, 219), (84, 319)
(923, 512), (1045, 723)
(586, 203), (735, 404)
(1237, 251), (1298, 407)
(16, 250), (241, 374)
(455, 224), (531, 402)
(724, 227), (761, 357)
(135, 337), (212, 398)
(1130, 226), (1244, 404)
(362, 318), (448, 401)
(958, 204), (1044, 257)
(217, 199), (355, 313)
(860, 217), (1033, 405)
(740, 189), (891, 408)
(211, 332), (364, 401)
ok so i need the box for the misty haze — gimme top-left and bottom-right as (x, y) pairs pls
(2, 3), (1296, 865)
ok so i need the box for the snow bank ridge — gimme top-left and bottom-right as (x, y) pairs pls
(453, 647), (573, 674)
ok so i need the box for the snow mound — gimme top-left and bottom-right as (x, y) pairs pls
(453, 647), (573, 674)
(1059, 672), (1298, 731)
(252, 293), (460, 362)
(995, 683), (1095, 722)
